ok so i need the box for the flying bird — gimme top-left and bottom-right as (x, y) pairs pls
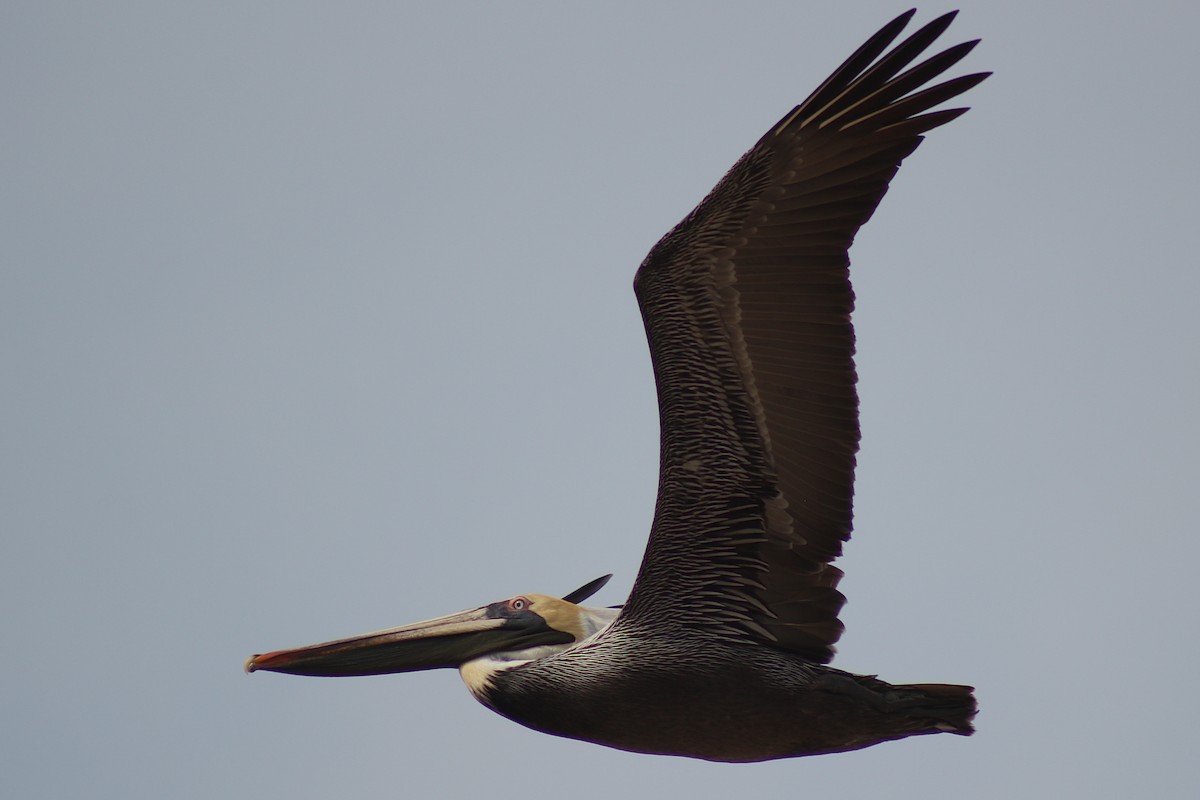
(247, 9), (989, 762)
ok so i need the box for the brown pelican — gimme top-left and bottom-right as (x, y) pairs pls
(247, 10), (988, 762)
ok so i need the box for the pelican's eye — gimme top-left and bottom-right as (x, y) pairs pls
(508, 596), (529, 612)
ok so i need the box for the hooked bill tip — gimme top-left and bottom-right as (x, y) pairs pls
(244, 654), (261, 674)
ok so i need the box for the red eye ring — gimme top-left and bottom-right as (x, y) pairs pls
(511, 597), (527, 611)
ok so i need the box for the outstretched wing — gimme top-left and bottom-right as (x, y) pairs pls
(617, 10), (988, 662)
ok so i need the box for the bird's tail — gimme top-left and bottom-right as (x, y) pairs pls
(889, 682), (977, 735)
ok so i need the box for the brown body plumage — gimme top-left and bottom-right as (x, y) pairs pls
(482, 632), (974, 761)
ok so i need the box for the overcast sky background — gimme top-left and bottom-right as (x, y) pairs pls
(4, 2), (1198, 798)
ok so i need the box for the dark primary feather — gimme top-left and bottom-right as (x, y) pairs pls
(617, 10), (989, 662)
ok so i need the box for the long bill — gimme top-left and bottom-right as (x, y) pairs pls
(244, 606), (568, 677)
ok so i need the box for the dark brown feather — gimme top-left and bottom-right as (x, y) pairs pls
(616, 10), (989, 662)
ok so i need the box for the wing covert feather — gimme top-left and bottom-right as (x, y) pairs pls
(615, 11), (988, 663)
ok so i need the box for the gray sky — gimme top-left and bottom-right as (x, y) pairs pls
(4, 2), (1198, 798)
